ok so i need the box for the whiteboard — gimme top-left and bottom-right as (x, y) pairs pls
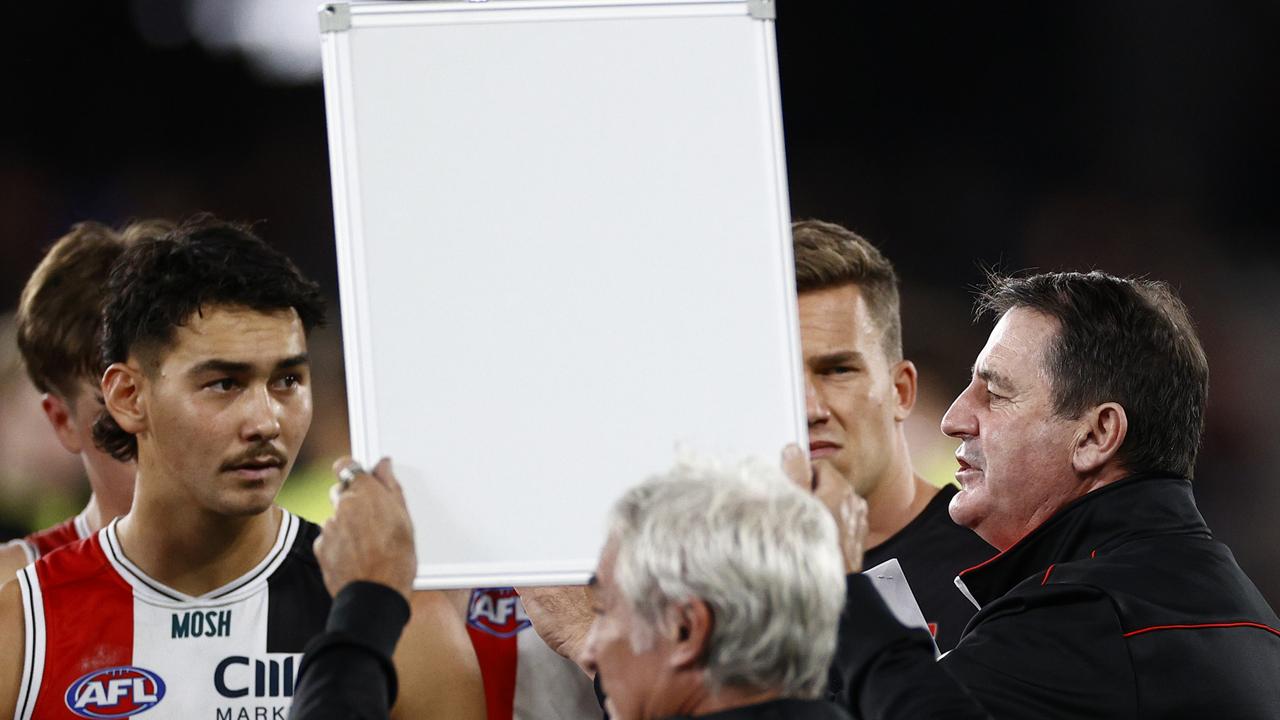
(320, 0), (803, 589)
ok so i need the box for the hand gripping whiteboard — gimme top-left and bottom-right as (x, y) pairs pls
(320, 0), (802, 589)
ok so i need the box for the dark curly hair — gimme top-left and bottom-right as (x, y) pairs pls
(93, 215), (326, 461)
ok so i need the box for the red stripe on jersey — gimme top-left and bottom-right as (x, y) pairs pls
(25, 517), (82, 559)
(32, 533), (135, 719)
(468, 622), (519, 720)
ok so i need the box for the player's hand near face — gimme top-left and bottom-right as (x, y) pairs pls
(782, 443), (869, 574)
(314, 456), (485, 720)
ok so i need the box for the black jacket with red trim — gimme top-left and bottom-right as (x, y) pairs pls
(834, 474), (1280, 719)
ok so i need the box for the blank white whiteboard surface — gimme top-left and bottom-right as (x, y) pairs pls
(320, 0), (802, 589)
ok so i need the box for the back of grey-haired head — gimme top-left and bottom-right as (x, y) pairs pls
(607, 455), (846, 699)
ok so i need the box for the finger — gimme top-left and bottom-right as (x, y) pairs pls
(371, 456), (401, 494)
(808, 461), (849, 502)
(780, 444), (811, 491)
(333, 457), (368, 495)
(852, 494), (869, 524)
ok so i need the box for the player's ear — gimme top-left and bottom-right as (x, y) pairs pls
(891, 359), (918, 421)
(101, 362), (148, 436)
(1072, 402), (1128, 476)
(40, 393), (82, 454)
(667, 598), (712, 671)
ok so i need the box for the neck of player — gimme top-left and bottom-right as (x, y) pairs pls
(116, 477), (284, 597)
(863, 432), (937, 551)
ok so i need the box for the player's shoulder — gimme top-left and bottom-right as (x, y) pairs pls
(896, 485), (994, 560)
(0, 575), (21, 614)
(285, 512), (323, 565)
(272, 510), (326, 592)
(0, 541), (34, 583)
(26, 532), (114, 593)
(25, 515), (84, 557)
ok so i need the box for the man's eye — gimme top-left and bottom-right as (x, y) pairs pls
(207, 378), (237, 392)
(276, 373), (302, 389)
(825, 366), (858, 376)
(986, 387), (1006, 401)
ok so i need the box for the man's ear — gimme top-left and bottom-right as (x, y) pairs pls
(667, 599), (713, 671)
(1072, 402), (1128, 476)
(891, 359), (918, 422)
(40, 394), (81, 454)
(101, 362), (148, 436)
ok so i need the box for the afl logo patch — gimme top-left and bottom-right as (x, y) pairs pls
(64, 665), (166, 719)
(467, 587), (531, 638)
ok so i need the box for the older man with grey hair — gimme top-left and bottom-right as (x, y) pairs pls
(582, 454), (853, 720)
(289, 451), (858, 720)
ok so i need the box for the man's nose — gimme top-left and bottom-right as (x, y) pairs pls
(241, 385), (282, 441)
(805, 376), (830, 426)
(941, 385), (977, 439)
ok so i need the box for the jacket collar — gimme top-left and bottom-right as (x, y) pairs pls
(956, 474), (1210, 607)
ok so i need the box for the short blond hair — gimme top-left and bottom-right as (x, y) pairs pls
(792, 219), (902, 362)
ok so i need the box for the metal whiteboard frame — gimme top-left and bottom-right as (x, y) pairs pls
(320, 0), (802, 589)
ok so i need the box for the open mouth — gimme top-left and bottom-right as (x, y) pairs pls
(954, 455), (983, 485)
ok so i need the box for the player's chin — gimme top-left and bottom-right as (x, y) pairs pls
(947, 487), (986, 530)
(814, 454), (856, 484)
(217, 485), (281, 517)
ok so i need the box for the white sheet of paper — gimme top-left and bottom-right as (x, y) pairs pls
(863, 558), (941, 658)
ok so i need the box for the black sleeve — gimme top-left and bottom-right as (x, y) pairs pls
(593, 674), (610, 719)
(836, 574), (1135, 720)
(834, 574), (991, 720)
(289, 581), (412, 720)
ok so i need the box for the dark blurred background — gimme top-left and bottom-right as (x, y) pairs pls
(2, 2), (1276, 601)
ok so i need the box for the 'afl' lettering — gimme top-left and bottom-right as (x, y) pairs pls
(64, 666), (166, 719)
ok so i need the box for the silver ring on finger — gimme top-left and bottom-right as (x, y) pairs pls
(336, 461), (367, 492)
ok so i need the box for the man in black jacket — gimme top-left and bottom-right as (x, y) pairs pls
(830, 271), (1280, 718)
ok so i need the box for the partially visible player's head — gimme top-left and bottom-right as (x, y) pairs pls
(791, 219), (916, 497)
(16, 220), (172, 496)
(94, 216), (326, 516)
(582, 455), (845, 720)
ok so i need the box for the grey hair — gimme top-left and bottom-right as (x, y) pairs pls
(608, 454), (846, 699)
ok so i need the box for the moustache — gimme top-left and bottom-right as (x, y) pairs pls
(219, 443), (288, 473)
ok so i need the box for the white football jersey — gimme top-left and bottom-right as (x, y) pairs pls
(15, 510), (329, 720)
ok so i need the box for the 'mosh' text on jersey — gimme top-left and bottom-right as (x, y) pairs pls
(171, 609), (232, 638)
